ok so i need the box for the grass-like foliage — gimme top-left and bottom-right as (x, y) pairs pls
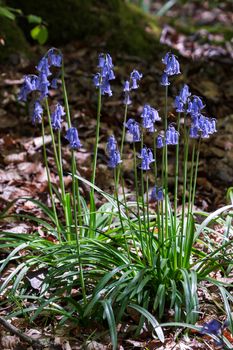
(0, 49), (233, 348)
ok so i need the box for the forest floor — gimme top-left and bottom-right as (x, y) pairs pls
(0, 1), (233, 349)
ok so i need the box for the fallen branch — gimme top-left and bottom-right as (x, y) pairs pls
(0, 316), (43, 350)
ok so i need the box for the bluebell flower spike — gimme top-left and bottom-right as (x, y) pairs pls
(106, 135), (122, 168)
(93, 53), (115, 96)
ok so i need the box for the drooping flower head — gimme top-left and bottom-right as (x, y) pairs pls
(36, 57), (51, 77)
(18, 75), (39, 101)
(162, 52), (181, 76)
(130, 70), (143, 89)
(51, 103), (65, 130)
(125, 118), (141, 142)
(108, 150), (122, 168)
(32, 100), (43, 125)
(174, 84), (191, 113)
(138, 147), (155, 171)
(157, 135), (164, 148)
(187, 95), (205, 116)
(93, 53), (115, 96)
(151, 186), (164, 201)
(19, 48), (63, 104)
(65, 127), (82, 149)
(190, 115), (217, 139)
(51, 78), (58, 89)
(47, 48), (63, 68)
(161, 73), (170, 86)
(106, 135), (122, 168)
(165, 125), (179, 145)
(141, 104), (160, 132)
(106, 135), (117, 153)
(37, 72), (50, 99)
(123, 70), (142, 105)
(179, 84), (191, 103)
(189, 124), (199, 139)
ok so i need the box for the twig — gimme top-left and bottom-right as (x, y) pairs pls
(0, 316), (43, 350)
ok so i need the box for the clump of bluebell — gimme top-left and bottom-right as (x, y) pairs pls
(18, 49), (217, 202)
(174, 85), (217, 139)
(107, 52), (217, 204)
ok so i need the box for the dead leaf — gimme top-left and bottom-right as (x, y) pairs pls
(3, 152), (27, 165)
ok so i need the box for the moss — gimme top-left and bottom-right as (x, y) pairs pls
(0, 16), (30, 63)
(7, 0), (164, 58)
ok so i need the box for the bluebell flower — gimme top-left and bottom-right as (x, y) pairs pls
(209, 118), (217, 134)
(151, 186), (164, 201)
(108, 150), (122, 168)
(174, 96), (185, 113)
(161, 73), (170, 86)
(190, 115), (217, 139)
(190, 125), (199, 139)
(200, 319), (222, 336)
(101, 78), (112, 96)
(165, 125), (179, 145)
(36, 57), (51, 77)
(130, 70), (143, 89)
(65, 127), (82, 149)
(123, 80), (130, 92)
(141, 104), (160, 131)
(123, 81), (131, 105)
(123, 94), (132, 106)
(138, 147), (154, 171)
(125, 119), (141, 142)
(162, 53), (180, 76)
(93, 73), (101, 87)
(51, 103), (65, 130)
(122, 70), (142, 105)
(187, 95), (205, 116)
(51, 78), (58, 89)
(18, 75), (39, 101)
(32, 100), (43, 124)
(157, 135), (164, 148)
(37, 72), (50, 98)
(174, 84), (191, 113)
(179, 84), (191, 103)
(150, 108), (161, 122)
(106, 135), (117, 153)
(106, 135), (122, 168)
(198, 115), (217, 138)
(94, 53), (115, 96)
(98, 53), (114, 78)
(47, 48), (62, 67)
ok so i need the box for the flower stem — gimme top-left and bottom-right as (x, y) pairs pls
(41, 117), (61, 242)
(114, 168), (131, 262)
(133, 143), (145, 259)
(61, 65), (83, 238)
(173, 112), (181, 270)
(45, 98), (71, 240)
(164, 86), (169, 244)
(191, 138), (201, 212)
(72, 151), (86, 303)
(179, 117), (189, 267)
(89, 87), (102, 235)
(116, 103), (128, 187)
